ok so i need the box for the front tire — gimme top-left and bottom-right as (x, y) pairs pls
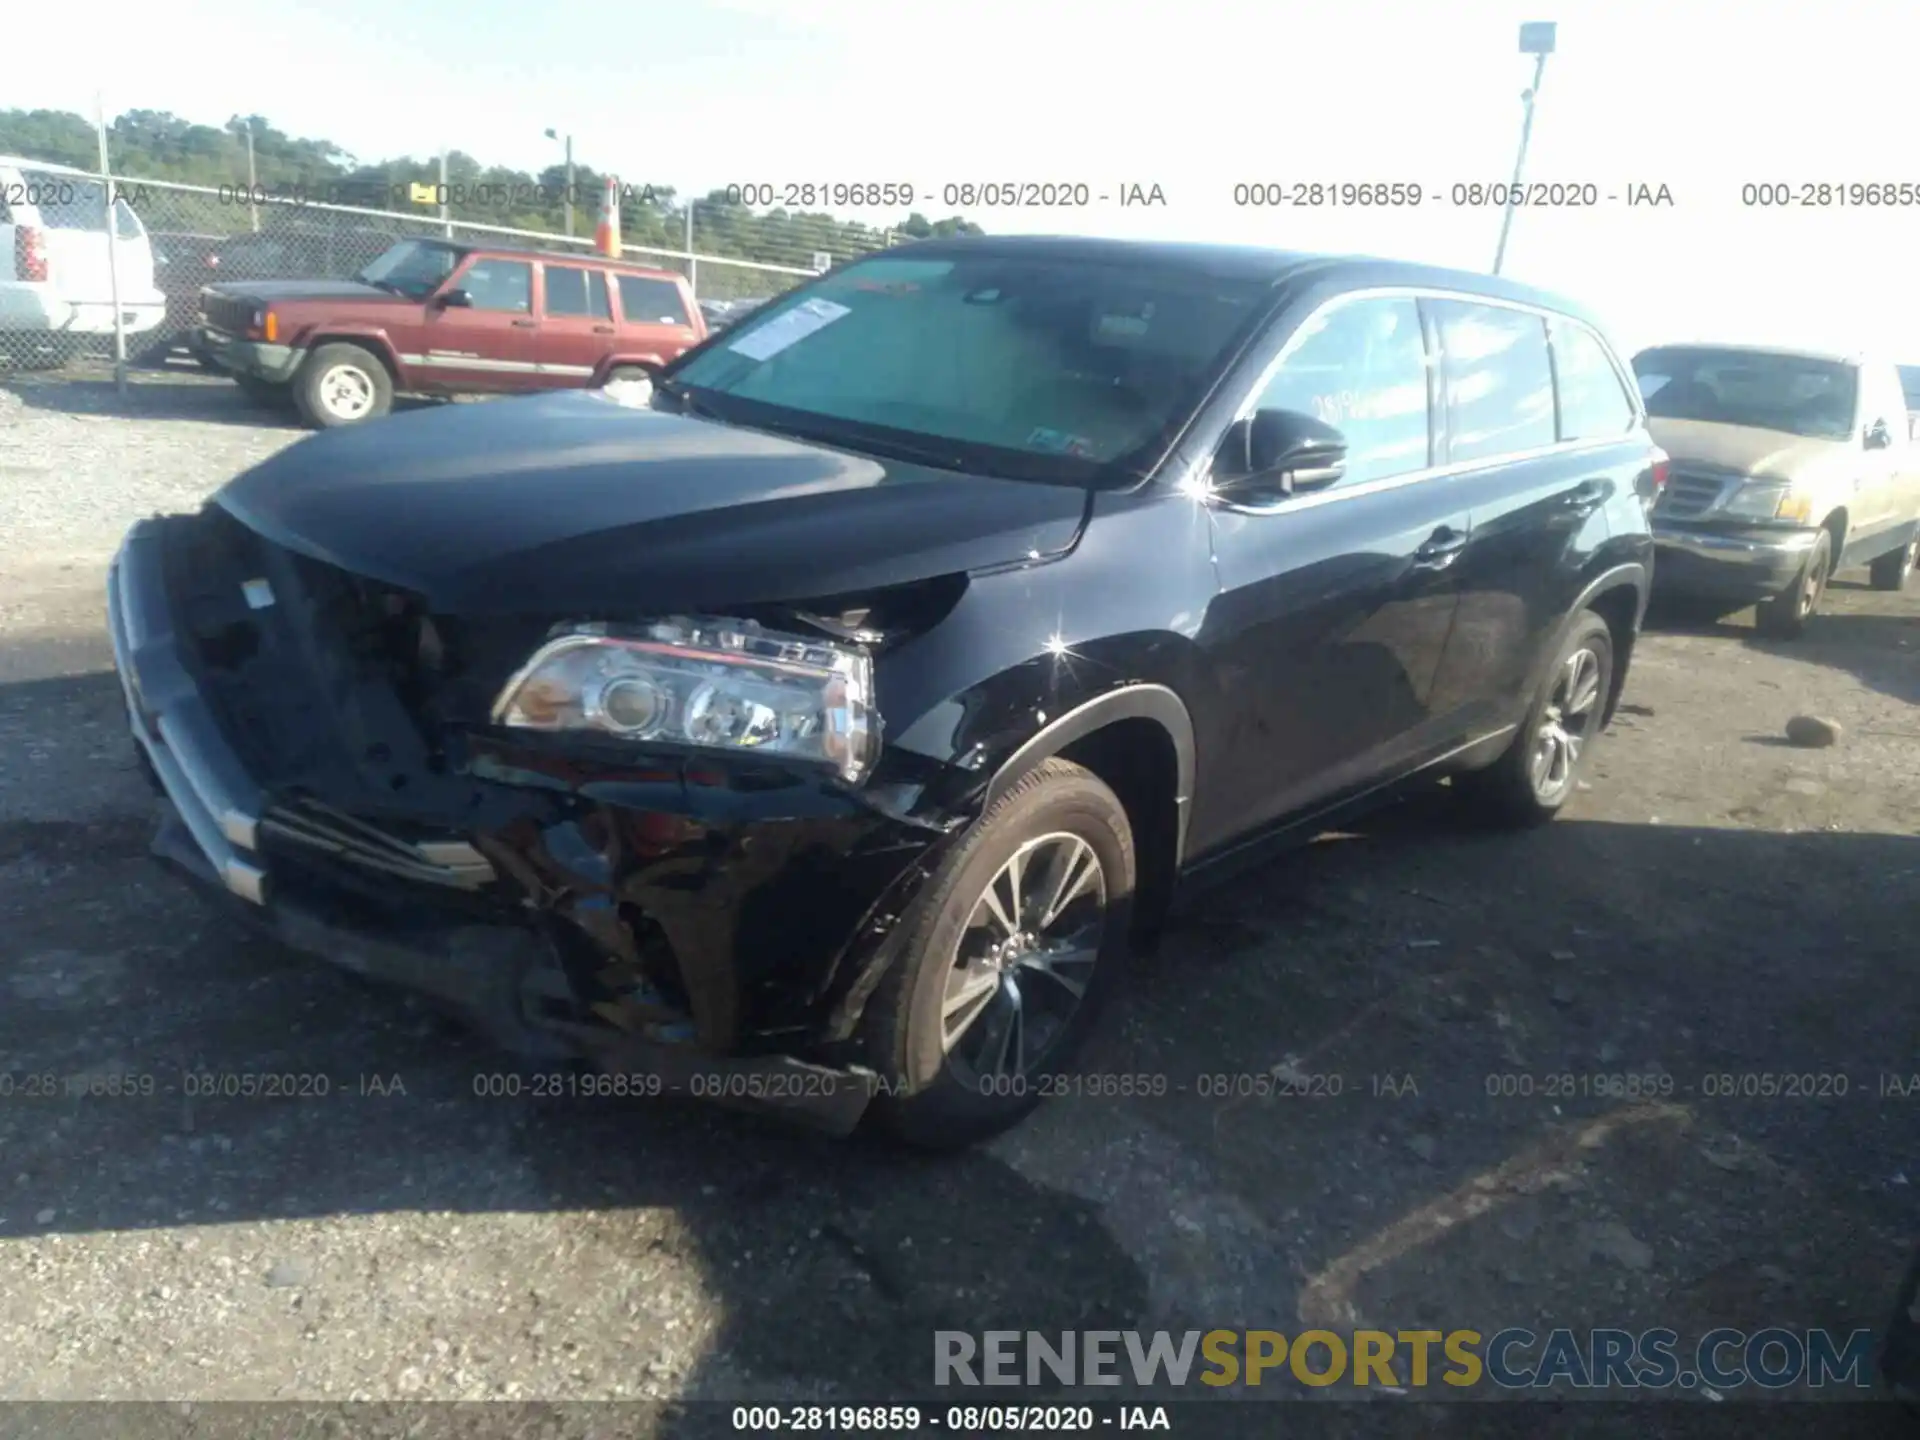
(1755, 530), (1831, 638)
(1868, 533), (1917, 592)
(293, 342), (393, 428)
(860, 758), (1135, 1151)
(1456, 610), (1614, 828)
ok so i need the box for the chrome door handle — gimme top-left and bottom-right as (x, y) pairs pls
(1412, 528), (1469, 570)
(511, 319), (537, 329)
(1564, 480), (1607, 514)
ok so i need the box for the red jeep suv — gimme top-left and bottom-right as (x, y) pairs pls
(197, 237), (707, 427)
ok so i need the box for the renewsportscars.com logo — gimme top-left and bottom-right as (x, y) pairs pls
(934, 1327), (1877, 1391)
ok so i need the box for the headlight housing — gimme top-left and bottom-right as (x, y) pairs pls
(490, 618), (879, 784)
(1720, 480), (1811, 524)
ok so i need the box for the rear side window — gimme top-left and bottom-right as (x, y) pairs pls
(1552, 319), (1637, 440)
(546, 265), (613, 319)
(1432, 300), (1556, 462)
(617, 274), (691, 326)
(17, 169), (110, 231)
(460, 258), (532, 312)
(1253, 295), (1431, 487)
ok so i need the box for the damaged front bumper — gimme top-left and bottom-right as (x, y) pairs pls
(107, 516), (954, 1134)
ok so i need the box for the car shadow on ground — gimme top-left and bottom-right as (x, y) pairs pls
(1, 374), (440, 430)
(0, 666), (1915, 1432)
(1644, 587), (1919, 709)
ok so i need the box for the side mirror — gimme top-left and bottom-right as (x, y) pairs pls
(436, 288), (472, 309)
(1865, 419), (1892, 450)
(1216, 408), (1348, 497)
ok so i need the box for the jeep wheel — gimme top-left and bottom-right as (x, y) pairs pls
(1456, 610), (1614, 828)
(293, 343), (393, 429)
(860, 758), (1134, 1151)
(1868, 534), (1918, 592)
(1755, 530), (1830, 638)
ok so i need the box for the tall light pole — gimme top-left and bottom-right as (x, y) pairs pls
(1493, 21), (1556, 276)
(235, 117), (258, 232)
(544, 127), (574, 236)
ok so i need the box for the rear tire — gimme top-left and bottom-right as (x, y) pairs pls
(859, 758), (1135, 1151)
(1455, 610), (1614, 829)
(293, 342), (393, 428)
(606, 365), (652, 385)
(1868, 534), (1917, 592)
(1755, 530), (1831, 638)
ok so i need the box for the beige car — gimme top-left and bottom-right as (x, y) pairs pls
(1633, 344), (1920, 636)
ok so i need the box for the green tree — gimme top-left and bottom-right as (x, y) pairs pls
(0, 107), (983, 285)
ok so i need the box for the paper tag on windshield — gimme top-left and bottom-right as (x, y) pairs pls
(727, 298), (851, 361)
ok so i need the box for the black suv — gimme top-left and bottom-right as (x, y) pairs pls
(109, 237), (1661, 1150)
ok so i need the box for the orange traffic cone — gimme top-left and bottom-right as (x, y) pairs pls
(593, 175), (621, 257)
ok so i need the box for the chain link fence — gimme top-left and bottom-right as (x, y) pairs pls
(0, 157), (895, 375)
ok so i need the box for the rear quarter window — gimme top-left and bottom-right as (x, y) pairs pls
(617, 274), (691, 326)
(16, 170), (110, 231)
(1551, 319), (1638, 440)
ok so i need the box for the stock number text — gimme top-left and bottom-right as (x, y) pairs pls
(1235, 182), (1424, 207)
(1742, 182), (1920, 207)
(725, 182), (916, 208)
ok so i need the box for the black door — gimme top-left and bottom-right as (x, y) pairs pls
(1194, 293), (1471, 854)
(1423, 302), (1640, 735)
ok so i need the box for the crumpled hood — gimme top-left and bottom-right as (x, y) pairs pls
(1646, 416), (1856, 483)
(216, 390), (1090, 615)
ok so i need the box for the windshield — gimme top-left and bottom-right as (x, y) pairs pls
(666, 252), (1274, 483)
(1633, 346), (1859, 441)
(1900, 365), (1920, 411)
(357, 239), (462, 298)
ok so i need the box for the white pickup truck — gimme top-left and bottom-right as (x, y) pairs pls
(1634, 343), (1920, 636)
(0, 155), (166, 366)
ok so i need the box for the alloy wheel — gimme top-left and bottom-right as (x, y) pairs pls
(321, 363), (375, 420)
(940, 831), (1108, 1084)
(1529, 645), (1604, 803)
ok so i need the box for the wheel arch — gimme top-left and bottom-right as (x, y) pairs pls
(1818, 505), (1849, 562)
(981, 684), (1196, 948)
(1544, 560), (1649, 727)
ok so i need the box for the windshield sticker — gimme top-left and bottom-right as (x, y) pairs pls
(1026, 427), (1096, 458)
(727, 298), (852, 362)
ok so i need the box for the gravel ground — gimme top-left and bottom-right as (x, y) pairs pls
(0, 371), (1916, 1432)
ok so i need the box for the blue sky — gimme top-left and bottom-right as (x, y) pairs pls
(14, 0), (1920, 357)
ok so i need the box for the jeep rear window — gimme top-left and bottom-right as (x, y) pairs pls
(357, 239), (462, 299)
(617, 274), (691, 327)
(666, 253), (1270, 478)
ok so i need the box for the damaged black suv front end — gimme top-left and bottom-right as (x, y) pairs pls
(109, 493), (982, 1134)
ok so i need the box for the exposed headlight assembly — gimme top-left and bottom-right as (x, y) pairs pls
(490, 618), (880, 784)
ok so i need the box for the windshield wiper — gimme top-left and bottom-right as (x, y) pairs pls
(741, 415), (973, 472)
(652, 376), (727, 422)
